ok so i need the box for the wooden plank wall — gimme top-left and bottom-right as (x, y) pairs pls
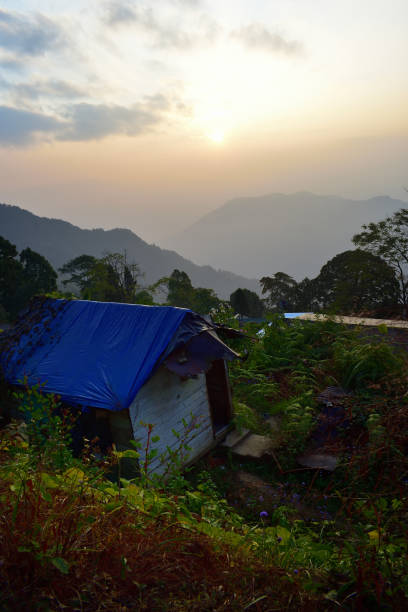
(129, 367), (214, 475)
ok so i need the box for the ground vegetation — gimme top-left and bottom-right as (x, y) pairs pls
(1, 313), (408, 609)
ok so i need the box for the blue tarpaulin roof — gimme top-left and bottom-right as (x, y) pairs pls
(0, 299), (192, 411)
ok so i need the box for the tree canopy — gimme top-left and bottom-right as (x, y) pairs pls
(156, 269), (221, 314)
(260, 272), (300, 312)
(167, 270), (195, 309)
(60, 252), (151, 304)
(19, 247), (58, 304)
(230, 288), (264, 318)
(353, 208), (408, 306)
(314, 249), (400, 313)
(59, 255), (97, 294)
(260, 250), (400, 316)
(0, 237), (57, 319)
(0, 237), (23, 318)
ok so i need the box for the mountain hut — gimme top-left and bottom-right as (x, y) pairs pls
(0, 298), (239, 475)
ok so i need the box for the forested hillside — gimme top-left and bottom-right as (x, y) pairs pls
(0, 204), (258, 299)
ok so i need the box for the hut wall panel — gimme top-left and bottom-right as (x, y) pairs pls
(129, 367), (214, 474)
(148, 423), (214, 474)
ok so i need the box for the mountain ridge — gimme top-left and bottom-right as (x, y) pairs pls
(165, 192), (408, 280)
(0, 203), (259, 299)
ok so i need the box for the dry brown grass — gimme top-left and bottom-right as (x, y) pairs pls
(0, 472), (318, 611)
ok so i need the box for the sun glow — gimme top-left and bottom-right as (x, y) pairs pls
(208, 130), (225, 144)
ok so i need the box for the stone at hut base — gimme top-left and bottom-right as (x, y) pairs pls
(231, 433), (278, 458)
(222, 427), (250, 448)
(297, 453), (338, 471)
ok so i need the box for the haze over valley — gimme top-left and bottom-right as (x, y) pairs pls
(164, 192), (408, 280)
(3, 189), (407, 302)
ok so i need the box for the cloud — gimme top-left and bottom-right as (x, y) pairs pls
(231, 23), (303, 56)
(105, 1), (137, 26)
(0, 54), (24, 71)
(0, 9), (65, 56)
(171, 0), (202, 7)
(104, 1), (216, 49)
(0, 92), (181, 145)
(142, 93), (171, 111)
(106, 2), (193, 48)
(57, 101), (166, 141)
(12, 79), (86, 101)
(106, 0), (201, 25)
(0, 106), (62, 145)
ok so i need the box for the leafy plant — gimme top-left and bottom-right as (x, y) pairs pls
(13, 380), (76, 471)
(333, 337), (404, 389)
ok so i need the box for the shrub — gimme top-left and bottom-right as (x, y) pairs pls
(333, 338), (405, 390)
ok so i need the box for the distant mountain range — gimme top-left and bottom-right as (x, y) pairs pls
(164, 192), (408, 280)
(0, 204), (259, 299)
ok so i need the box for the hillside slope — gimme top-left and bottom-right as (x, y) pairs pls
(165, 192), (407, 280)
(0, 204), (259, 299)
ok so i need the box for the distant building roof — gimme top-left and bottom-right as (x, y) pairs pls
(291, 313), (408, 329)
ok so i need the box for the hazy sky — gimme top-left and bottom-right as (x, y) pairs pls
(0, 0), (407, 242)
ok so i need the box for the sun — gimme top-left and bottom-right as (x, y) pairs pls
(207, 130), (225, 144)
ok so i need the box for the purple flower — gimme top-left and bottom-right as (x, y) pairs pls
(259, 511), (268, 518)
(259, 495), (264, 502)
(294, 569), (299, 574)
(277, 537), (282, 543)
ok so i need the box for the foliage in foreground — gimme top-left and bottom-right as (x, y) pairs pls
(0, 472), (299, 611)
(213, 314), (408, 606)
(0, 412), (315, 611)
(2, 315), (408, 609)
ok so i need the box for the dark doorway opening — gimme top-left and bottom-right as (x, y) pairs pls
(206, 359), (232, 436)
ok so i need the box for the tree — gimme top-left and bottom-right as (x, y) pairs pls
(60, 252), (148, 304)
(99, 252), (142, 302)
(191, 287), (221, 315)
(260, 272), (299, 311)
(0, 237), (58, 318)
(60, 255), (98, 294)
(0, 236), (23, 317)
(295, 277), (320, 312)
(167, 269), (195, 309)
(160, 269), (221, 314)
(230, 288), (264, 318)
(19, 247), (57, 302)
(133, 289), (155, 306)
(314, 249), (399, 313)
(353, 209), (408, 307)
